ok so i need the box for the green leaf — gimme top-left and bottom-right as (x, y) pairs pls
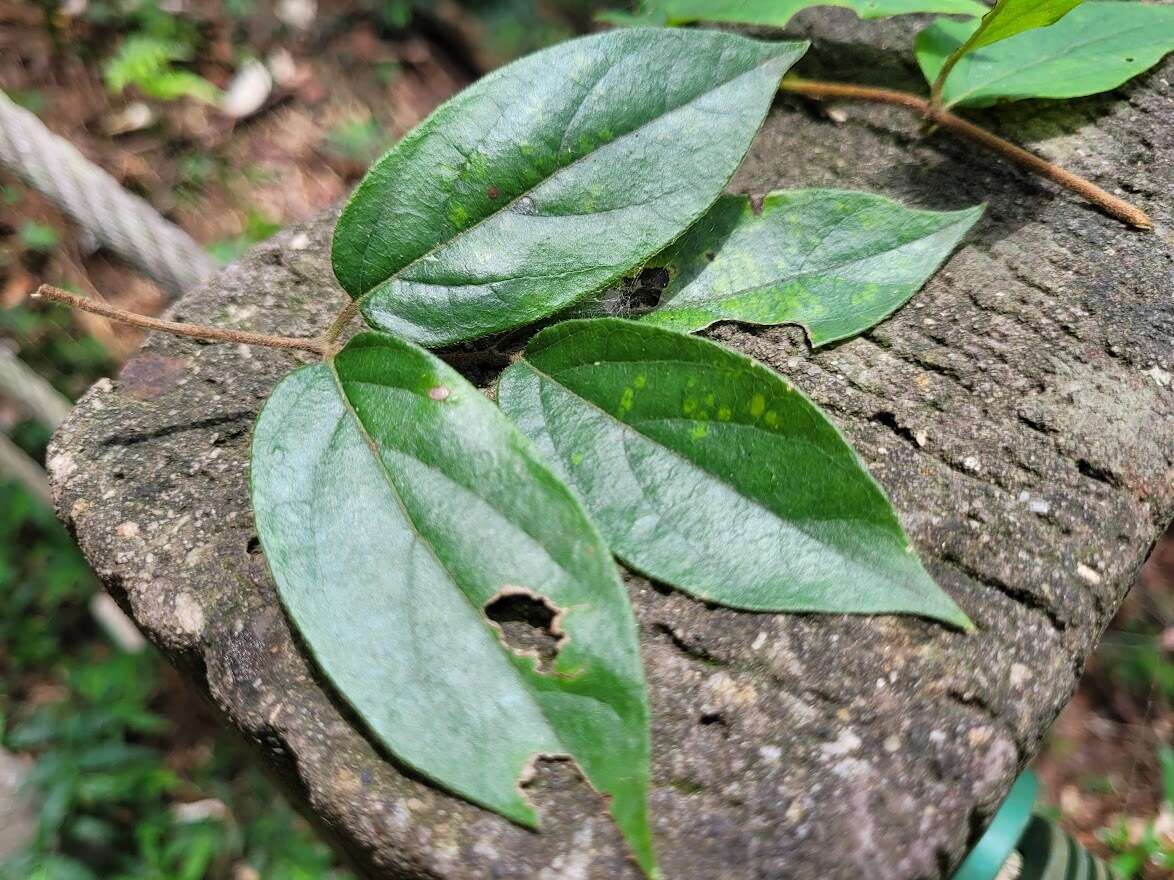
(956, 0), (1083, 53)
(330, 29), (806, 347)
(925, 0), (1083, 106)
(498, 319), (972, 627)
(628, 190), (981, 344)
(1160, 745), (1174, 808)
(919, 2), (1174, 108)
(102, 35), (221, 104)
(19, 221), (61, 253)
(601, 0), (987, 29)
(251, 332), (655, 875)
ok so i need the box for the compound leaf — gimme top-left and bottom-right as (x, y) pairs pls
(331, 29), (806, 347)
(600, 0), (986, 28)
(251, 332), (655, 875)
(919, 2), (1174, 107)
(498, 319), (971, 627)
(633, 190), (981, 344)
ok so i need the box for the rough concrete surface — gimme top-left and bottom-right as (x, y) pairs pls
(49, 10), (1173, 880)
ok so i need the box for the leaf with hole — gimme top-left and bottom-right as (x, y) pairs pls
(330, 28), (806, 347)
(620, 190), (981, 344)
(918, 2), (1174, 108)
(251, 332), (655, 875)
(498, 319), (971, 626)
(599, 0), (987, 28)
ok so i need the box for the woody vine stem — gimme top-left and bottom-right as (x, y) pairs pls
(32, 285), (510, 367)
(779, 77), (1153, 230)
(33, 285), (332, 356)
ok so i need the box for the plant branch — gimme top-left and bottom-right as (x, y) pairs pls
(928, 59), (955, 111)
(34, 285), (327, 355)
(323, 298), (362, 346)
(928, 12), (988, 110)
(779, 77), (1152, 230)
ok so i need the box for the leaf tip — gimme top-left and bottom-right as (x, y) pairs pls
(952, 609), (977, 633)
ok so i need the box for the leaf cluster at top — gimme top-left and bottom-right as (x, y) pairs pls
(608, 0), (1174, 109)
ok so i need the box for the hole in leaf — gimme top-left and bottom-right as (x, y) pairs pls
(637, 266), (670, 291)
(704, 250), (716, 262)
(619, 266), (670, 313)
(484, 588), (566, 673)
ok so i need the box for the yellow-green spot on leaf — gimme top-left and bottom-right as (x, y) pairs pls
(619, 386), (635, 415)
(499, 319), (973, 632)
(717, 406), (732, 422)
(330, 29), (808, 349)
(851, 284), (880, 306)
(571, 451), (585, 466)
(633, 374), (647, 389)
(682, 397), (697, 416)
(449, 205), (470, 227)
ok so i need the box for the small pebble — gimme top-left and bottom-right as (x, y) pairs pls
(1076, 563), (1102, 586)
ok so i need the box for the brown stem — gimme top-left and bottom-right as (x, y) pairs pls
(779, 77), (1152, 230)
(34, 285), (327, 355)
(323, 298), (362, 346)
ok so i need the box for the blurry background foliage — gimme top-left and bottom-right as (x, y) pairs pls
(0, 0), (1170, 877)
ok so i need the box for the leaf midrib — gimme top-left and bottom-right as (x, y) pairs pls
(349, 46), (791, 306)
(660, 199), (974, 312)
(526, 358), (905, 575)
(325, 360), (570, 765)
(946, 19), (1159, 105)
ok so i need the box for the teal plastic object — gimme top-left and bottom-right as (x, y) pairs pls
(952, 771), (1039, 880)
(1016, 814), (1111, 880)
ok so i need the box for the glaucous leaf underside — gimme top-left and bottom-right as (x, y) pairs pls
(330, 28), (806, 347)
(919, 2), (1174, 107)
(498, 319), (972, 627)
(634, 190), (982, 343)
(251, 332), (655, 875)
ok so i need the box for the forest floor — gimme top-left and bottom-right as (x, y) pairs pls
(0, 2), (1169, 878)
